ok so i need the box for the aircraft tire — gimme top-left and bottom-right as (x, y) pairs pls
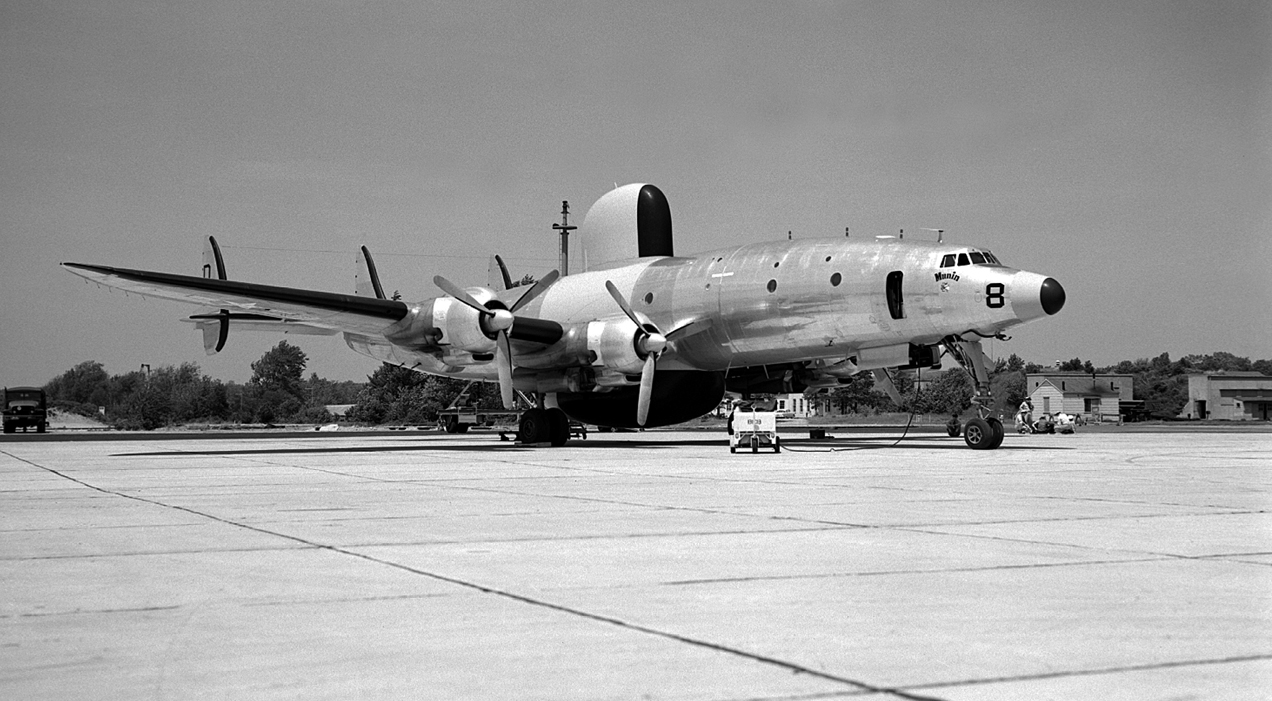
(986, 417), (1004, 449)
(519, 408), (549, 444)
(546, 407), (569, 447)
(443, 416), (458, 434)
(963, 418), (995, 450)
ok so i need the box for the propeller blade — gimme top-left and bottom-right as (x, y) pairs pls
(637, 353), (656, 426)
(433, 275), (492, 317)
(605, 280), (645, 329)
(665, 317), (712, 342)
(510, 269), (560, 313)
(495, 331), (515, 410)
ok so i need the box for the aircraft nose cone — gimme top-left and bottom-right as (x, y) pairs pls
(1040, 277), (1066, 315)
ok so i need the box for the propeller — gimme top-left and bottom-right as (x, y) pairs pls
(604, 280), (712, 426)
(433, 270), (559, 409)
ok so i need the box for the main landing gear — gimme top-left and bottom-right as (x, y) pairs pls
(944, 337), (1006, 451)
(517, 401), (570, 447)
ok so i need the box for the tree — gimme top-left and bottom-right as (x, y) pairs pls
(250, 341), (307, 397)
(829, 373), (886, 414)
(922, 370), (974, 416)
(347, 364), (473, 424)
(44, 360), (111, 409)
(249, 341), (308, 422)
(1059, 357), (1085, 372)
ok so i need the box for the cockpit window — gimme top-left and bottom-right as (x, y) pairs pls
(957, 253), (970, 266)
(941, 254), (956, 268)
(983, 251), (1001, 265)
(968, 251), (986, 264)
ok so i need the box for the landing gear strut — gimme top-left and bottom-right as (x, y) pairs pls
(944, 337), (1005, 450)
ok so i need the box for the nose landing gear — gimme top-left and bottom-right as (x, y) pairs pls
(944, 337), (1006, 450)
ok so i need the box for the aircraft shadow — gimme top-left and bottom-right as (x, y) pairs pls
(115, 435), (1067, 457)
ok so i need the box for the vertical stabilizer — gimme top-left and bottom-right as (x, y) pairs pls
(202, 236), (227, 280)
(197, 236), (230, 353)
(355, 246), (386, 299)
(489, 255), (515, 291)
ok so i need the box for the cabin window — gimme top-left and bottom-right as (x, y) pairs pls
(941, 254), (956, 267)
(969, 251), (986, 264)
(830, 272), (842, 287)
(643, 292), (654, 305)
(767, 279), (777, 293)
(886, 271), (905, 319)
(958, 253), (970, 266)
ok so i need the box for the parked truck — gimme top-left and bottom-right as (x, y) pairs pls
(3, 387), (48, 434)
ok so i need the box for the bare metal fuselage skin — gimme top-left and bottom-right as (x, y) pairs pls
(348, 236), (1060, 393)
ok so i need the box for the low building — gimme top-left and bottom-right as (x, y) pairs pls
(1180, 372), (1272, 420)
(1026, 372), (1135, 422)
(774, 393), (816, 418)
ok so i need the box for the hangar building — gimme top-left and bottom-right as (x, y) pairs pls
(1180, 372), (1272, 421)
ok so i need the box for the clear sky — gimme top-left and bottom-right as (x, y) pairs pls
(2, 1), (1269, 385)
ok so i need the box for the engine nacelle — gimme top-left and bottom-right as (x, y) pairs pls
(381, 292), (504, 354)
(586, 318), (645, 375)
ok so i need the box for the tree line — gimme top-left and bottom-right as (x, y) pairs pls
(40, 343), (1270, 429)
(43, 342), (361, 429)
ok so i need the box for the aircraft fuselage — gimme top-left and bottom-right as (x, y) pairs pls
(349, 236), (1063, 393)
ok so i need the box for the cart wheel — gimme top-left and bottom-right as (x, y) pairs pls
(730, 445), (736, 454)
(751, 436), (758, 453)
(773, 436), (780, 453)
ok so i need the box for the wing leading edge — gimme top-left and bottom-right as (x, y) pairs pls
(62, 262), (409, 338)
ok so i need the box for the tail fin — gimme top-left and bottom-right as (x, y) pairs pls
(355, 246), (387, 299)
(202, 236), (227, 281)
(196, 236), (230, 354)
(489, 255), (515, 290)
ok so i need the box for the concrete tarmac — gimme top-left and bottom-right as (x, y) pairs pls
(2, 428), (1269, 700)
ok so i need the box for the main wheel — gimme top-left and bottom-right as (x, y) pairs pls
(546, 407), (569, 447)
(518, 408), (549, 444)
(986, 417), (1005, 449)
(963, 418), (995, 450)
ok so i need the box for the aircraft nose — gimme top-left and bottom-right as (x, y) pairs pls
(1040, 277), (1066, 315)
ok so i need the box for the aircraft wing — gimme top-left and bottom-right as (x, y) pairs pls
(62, 262), (409, 338)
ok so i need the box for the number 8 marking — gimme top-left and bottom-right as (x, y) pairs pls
(985, 283), (1005, 308)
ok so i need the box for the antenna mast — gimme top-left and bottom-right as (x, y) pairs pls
(552, 200), (576, 277)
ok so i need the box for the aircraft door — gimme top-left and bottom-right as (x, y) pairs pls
(886, 271), (905, 319)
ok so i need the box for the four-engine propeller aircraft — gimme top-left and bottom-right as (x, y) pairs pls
(63, 183), (1065, 448)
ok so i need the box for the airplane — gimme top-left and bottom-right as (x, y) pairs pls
(62, 183), (1065, 449)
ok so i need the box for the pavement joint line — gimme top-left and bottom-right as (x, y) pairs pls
(660, 556), (1174, 586)
(2, 604), (183, 619)
(6, 448), (951, 701)
(894, 524), (1271, 560)
(898, 652), (1272, 693)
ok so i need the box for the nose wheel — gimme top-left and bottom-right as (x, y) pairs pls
(964, 416), (1005, 450)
